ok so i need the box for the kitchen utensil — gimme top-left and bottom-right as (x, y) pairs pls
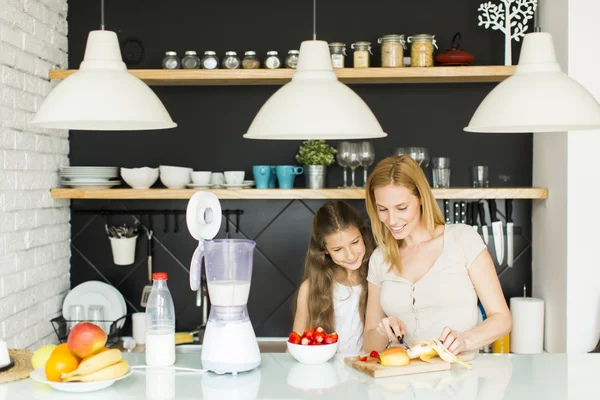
(478, 202), (489, 245)
(506, 199), (514, 267)
(466, 202), (472, 226)
(140, 229), (153, 307)
(443, 200), (451, 223)
(397, 335), (411, 350)
(471, 202), (479, 231)
(453, 202), (460, 224)
(62, 281), (127, 330)
(489, 200), (505, 265)
(460, 201), (466, 224)
(343, 352), (476, 378)
(434, 32), (476, 66)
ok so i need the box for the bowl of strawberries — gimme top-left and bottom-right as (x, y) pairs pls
(287, 326), (339, 365)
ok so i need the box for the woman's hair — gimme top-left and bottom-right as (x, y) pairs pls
(365, 155), (445, 273)
(300, 200), (374, 333)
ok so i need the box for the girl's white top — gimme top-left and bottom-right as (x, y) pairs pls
(333, 282), (364, 355)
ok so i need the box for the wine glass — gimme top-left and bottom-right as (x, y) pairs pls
(359, 142), (375, 187)
(337, 142), (351, 188)
(408, 147), (430, 168)
(347, 143), (361, 189)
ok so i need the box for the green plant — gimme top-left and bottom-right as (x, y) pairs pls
(295, 140), (337, 166)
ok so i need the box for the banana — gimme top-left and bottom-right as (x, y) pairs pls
(408, 338), (472, 370)
(63, 360), (129, 383)
(61, 349), (122, 380)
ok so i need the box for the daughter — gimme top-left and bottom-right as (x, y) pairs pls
(292, 200), (374, 355)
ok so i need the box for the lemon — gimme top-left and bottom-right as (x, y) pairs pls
(31, 344), (57, 370)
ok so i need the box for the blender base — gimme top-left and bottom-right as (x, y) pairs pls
(201, 320), (261, 374)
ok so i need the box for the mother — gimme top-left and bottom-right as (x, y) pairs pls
(362, 155), (512, 354)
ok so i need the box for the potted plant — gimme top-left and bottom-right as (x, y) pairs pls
(295, 140), (337, 189)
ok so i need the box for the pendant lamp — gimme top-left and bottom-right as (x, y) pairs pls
(464, 2), (600, 133)
(243, 1), (386, 140)
(30, 1), (176, 131)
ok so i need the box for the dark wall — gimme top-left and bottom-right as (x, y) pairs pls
(67, 0), (533, 336)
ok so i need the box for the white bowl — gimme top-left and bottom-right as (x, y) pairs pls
(191, 171), (212, 185)
(159, 165), (192, 189)
(287, 341), (338, 365)
(121, 167), (159, 189)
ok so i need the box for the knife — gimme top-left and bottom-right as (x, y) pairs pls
(471, 202), (479, 232)
(478, 202), (489, 245)
(466, 202), (472, 226)
(460, 201), (466, 224)
(444, 200), (451, 223)
(488, 200), (504, 265)
(397, 335), (411, 350)
(506, 199), (514, 267)
(454, 202), (460, 224)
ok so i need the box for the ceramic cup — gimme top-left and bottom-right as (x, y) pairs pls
(225, 171), (245, 185)
(276, 166), (304, 189)
(191, 171), (212, 185)
(253, 166), (276, 189)
(210, 172), (225, 187)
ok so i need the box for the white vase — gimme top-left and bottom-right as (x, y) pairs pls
(109, 236), (138, 265)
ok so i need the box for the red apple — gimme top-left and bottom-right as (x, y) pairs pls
(67, 322), (107, 358)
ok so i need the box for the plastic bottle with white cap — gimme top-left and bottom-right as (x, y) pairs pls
(145, 272), (176, 366)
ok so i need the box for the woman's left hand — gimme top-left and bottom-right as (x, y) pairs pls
(439, 326), (468, 355)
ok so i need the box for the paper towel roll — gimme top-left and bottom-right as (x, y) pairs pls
(186, 191), (222, 241)
(510, 297), (545, 354)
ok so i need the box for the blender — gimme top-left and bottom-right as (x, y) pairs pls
(186, 192), (261, 374)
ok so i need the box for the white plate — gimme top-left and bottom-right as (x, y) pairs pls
(186, 183), (212, 189)
(29, 367), (133, 393)
(63, 178), (119, 183)
(61, 182), (121, 189)
(62, 281), (127, 331)
(222, 183), (253, 189)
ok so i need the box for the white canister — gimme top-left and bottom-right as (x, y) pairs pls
(109, 236), (138, 265)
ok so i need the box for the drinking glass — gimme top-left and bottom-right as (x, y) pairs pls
(431, 157), (451, 188)
(68, 305), (85, 331)
(359, 142), (375, 187)
(336, 142), (351, 188)
(471, 166), (489, 187)
(395, 147), (408, 156)
(408, 147), (430, 168)
(88, 305), (106, 333)
(347, 143), (361, 189)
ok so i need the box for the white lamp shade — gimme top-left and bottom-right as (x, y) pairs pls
(243, 40), (386, 140)
(30, 30), (176, 131)
(464, 32), (600, 133)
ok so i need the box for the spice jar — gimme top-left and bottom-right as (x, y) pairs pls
(351, 41), (372, 68)
(407, 34), (438, 67)
(181, 51), (201, 69)
(285, 50), (299, 68)
(161, 51), (181, 69)
(377, 34), (407, 68)
(328, 42), (346, 68)
(242, 51), (260, 69)
(201, 51), (219, 69)
(223, 51), (241, 69)
(265, 51), (281, 69)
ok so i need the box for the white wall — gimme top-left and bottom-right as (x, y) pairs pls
(0, 0), (70, 350)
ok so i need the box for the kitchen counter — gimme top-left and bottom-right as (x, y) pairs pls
(1, 351), (598, 399)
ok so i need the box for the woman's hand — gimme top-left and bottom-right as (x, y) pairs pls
(376, 316), (407, 343)
(439, 326), (468, 355)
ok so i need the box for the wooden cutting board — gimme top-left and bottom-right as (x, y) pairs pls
(344, 352), (476, 378)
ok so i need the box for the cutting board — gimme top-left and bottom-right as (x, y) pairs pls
(344, 352), (476, 378)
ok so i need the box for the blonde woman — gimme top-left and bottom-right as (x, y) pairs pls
(362, 155), (512, 354)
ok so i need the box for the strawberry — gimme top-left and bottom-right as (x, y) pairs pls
(323, 336), (334, 344)
(370, 350), (380, 359)
(313, 332), (325, 343)
(288, 331), (301, 344)
(358, 355), (368, 361)
(302, 328), (314, 340)
(300, 337), (311, 345)
(329, 332), (339, 343)
(314, 326), (325, 334)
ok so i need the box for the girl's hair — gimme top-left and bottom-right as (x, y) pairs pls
(301, 200), (374, 333)
(365, 155), (445, 273)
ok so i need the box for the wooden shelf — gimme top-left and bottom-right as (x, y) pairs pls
(48, 66), (515, 86)
(51, 187), (548, 200)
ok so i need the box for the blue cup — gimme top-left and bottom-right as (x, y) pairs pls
(276, 166), (304, 189)
(253, 165), (276, 189)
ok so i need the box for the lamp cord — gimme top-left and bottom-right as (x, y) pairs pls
(100, 0), (105, 30)
(312, 0), (316, 40)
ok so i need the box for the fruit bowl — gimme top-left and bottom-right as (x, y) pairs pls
(29, 367), (133, 393)
(287, 342), (338, 365)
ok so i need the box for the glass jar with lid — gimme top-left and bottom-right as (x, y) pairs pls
(242, 51), (260, 69)
(407, 34), (438, 67)
(223, 51), (241, 69)
(265, 51), (281, 69)
(285, 50), (300, 68)
(377, 34), (407, 68)
(201, 51), (220, 69)
(161, 51), (181, 69)
(181, 51), (201, 69)
(328, 42), (346, 68)
(351, 41), (372, 68)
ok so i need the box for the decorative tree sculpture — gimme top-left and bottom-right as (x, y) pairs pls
(477, 0), (538, 65)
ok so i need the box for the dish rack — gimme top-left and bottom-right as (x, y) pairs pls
(50, 315), (127, 347)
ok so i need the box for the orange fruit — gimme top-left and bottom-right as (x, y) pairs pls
(52, 343), (71, 355)
(45, 351), (79, 382)
(81, 346), (109, 363)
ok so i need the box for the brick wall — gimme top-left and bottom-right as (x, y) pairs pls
(0, 0), (70, 350)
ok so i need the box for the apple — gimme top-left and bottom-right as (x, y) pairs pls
(379, 347), (410, 366)
(67, 322), (107, 358)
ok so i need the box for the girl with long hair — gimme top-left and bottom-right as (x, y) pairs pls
(362, 155), (512, 355)
(293, 200), (375, 354)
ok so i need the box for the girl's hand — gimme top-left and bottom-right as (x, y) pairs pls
(376, 316), (407, 343)
(439, 326), (468, 355)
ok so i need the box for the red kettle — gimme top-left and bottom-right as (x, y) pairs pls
(435, 32), (475, 66)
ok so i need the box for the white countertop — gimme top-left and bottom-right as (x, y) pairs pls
(1, 351), (599, 399)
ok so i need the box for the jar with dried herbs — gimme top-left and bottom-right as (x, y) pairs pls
(328, 42), (346, 68)
(265, 51), (281, 69)
(161, 51), (181, 69)
(351, 41), (372, 68)
(285, 50), (299, 68)
(242, 51), (260, 69)
(181, 51), (201, 69)
(407, 34), (438, 67)
(377, 34), (407, 68)
(201, 51), (219, 69)
(223, 51), (241, 69)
